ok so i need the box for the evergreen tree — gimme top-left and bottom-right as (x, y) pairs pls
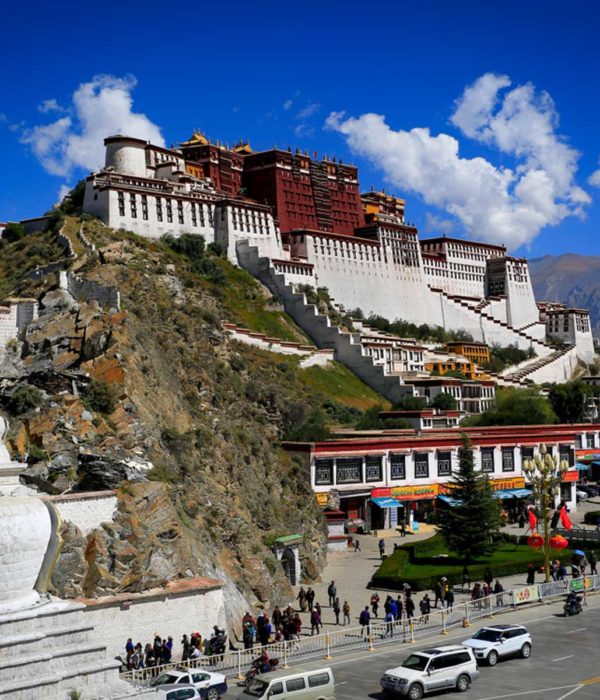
(438, 435), (502, 563)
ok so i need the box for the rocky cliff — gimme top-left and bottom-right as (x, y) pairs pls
(0, 218), (383, 620)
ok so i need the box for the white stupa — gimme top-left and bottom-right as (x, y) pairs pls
(0, 416), (146, 700)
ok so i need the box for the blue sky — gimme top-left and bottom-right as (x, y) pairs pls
(1, 0), (599, 257)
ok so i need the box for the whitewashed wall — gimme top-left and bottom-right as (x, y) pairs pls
(43, 492), (118, 535)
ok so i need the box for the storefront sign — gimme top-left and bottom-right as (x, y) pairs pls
(569, 577), (592, 592)
(562, 471), (578, 482)
(315, 493), (328, 507)
(514, 585), (539, 604)
(490, 477), (526, 491)
(575, 450), (600, 462)
(390, 484), (440, 501)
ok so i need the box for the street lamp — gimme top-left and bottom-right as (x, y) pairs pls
(522, 444), (570, 583)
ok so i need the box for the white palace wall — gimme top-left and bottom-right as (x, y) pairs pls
(42, 491), (118, 535)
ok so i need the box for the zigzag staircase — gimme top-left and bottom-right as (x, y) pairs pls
(236, 241), (415, 404)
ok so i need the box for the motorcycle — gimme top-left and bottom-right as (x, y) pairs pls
(244, 658), (280, 688)
(563, 593), (583, 617)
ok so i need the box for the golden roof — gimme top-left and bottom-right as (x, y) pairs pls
(180, 132), (209, 147)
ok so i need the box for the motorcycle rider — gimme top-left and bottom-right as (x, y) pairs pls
(564, 591), (582, 616)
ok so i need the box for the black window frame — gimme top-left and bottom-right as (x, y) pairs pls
(365, 455), (383, 482)
(481, 448), (495, 474)
(502, 448), (515, 472)
(437, 451), (452, 477)
(390, 454), (406, 481)
(414, 453), (429, 479)
(335, 457), (363, 485)
(314, 459), (333, 486)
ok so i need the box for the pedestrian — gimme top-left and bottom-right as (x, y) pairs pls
(462, 566), (471, 591)
(162, 637), (173, 663)
(434, 579), (444, 608)
(272, 605), (283, 629)
(444, 585), (454, 611)
(379, 538), (385, 560)
(484, 567), (493, 587)
(384, 609), (394, 637)
(395, 595), (403, 620)
(310, 607), (321, 636)
(327, 580), (337, 607)
(181, 634), (190, 661)
(419, 594), (431, 622)
(589, 550), (598, 575)
(389, 597), (398, 621)
(405, 595), (415, 620)
(296, 586), (307, 612)
(370, 592), (380, 618)
(353, 538), (361, 552)
(333, 597), (341, 625)
(359, 606), (371, 639)
(400, 521), (406, 537)
(153, 634), (162, 664)
(384, 595), (392, 616)
(526, 562), (535, 585)
(342, 600), (351, 626)
(306, 587), (315, 612)
(493, 580), (504, 607)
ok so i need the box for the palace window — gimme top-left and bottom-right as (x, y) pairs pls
(130, 194), (137, 218)
(191, 203), (197, 227)
(118, 192), (125, 216)
(502, 448), (515, 472)
(559, 444), (574, 467)
(521, 447), (534, 465)
(177, 201), (184, 224)
(437, 451), (452, 477)
(336, 458), (363, 484)
(156, 198), (163, 222)
(314, 459), (333, 486)
(414, 453), (429, 478)
(199, 205), (206, 227)
(166, 199), (173, 223)
(390, 454), (406, 480)
(587, 432), (596, 449)
(141, 195), (148, 220)
(481, 448), (495, 473)
(365, 456), (383, 482)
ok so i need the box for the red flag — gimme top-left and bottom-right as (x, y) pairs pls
(560, 507), (573, 531)
(528, 509), (537, 531)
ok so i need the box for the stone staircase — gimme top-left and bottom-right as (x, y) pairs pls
(501, 344), (577, 384)
(430, 286), (553, 356)
(236, 241), (415, 404)
(0, 600), (138, 700)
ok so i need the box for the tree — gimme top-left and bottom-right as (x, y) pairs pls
(548, 381), (592, 423)
(354, 405), (411, 430)
(432, 392), (458, 410)
(2, 222), (25, 242)
(437, 435), (503, 563)
(463, 387), (556, 426)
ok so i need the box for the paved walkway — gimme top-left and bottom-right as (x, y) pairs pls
(292, 495), (600, 632)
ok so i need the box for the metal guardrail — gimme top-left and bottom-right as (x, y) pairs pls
(122, 581), (600, 685)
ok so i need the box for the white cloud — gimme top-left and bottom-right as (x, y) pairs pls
(0, 113), (7, 123)
(326, 73), (589, 250)
(21, 74), (164, 177)
(296, 102), (320, 120)
(588, 159), (600, 188)
(57, 184), (71, 204)
(294, 123), (315, 138)
(425, 213), (455, 235)
(283, 99), (293, 110)
(38, 98), (65, 114)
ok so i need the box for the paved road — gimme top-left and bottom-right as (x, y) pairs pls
(325, 595), (600, 699)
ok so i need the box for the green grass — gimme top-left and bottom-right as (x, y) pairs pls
(300, 362), (391, 411)
(373, 534), (574, 591)
(0, 230), (65, 299)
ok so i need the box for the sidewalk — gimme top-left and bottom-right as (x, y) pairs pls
(293, 499), (600, 633)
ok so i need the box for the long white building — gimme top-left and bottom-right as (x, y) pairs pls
(81, 135), (596, 375)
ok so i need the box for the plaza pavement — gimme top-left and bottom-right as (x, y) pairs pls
(292, 496), (600, 632)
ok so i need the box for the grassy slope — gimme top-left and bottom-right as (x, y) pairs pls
(0, 230), (65, 299)
(300, 362), (391, 411)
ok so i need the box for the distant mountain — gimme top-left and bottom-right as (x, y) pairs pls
(529, 254), (600, 336)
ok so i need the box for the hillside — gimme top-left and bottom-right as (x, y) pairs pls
(0, 216), (389, 619)
(529, 253), (600, 335)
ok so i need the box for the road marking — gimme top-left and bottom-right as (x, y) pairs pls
(477, 685), (580, 699)
(553, 654), (575, 661)
(565, 628), (586, 634)
(556, 687), (583, 700)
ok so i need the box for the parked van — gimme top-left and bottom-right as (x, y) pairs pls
(234, 665), (335, 699)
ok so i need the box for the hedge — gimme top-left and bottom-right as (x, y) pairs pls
(371, 534), (573, 592)
(583, 510), (600, 525)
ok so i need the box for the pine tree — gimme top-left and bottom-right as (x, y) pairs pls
(438, 435), (503, 563)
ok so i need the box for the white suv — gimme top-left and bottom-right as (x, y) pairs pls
(380, 645), (479, 698)
(462, 624), (532, 666)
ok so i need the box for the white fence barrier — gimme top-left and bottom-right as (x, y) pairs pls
(122, 579), (600, 685)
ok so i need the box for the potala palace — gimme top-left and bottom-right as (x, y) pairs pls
(79, 133), (594, 394)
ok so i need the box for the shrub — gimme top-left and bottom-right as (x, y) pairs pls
(6, 385), (43, 414)
(82, 380), (118, 415)
(584, 510), (600, 525)
(2, 222), (25, 242)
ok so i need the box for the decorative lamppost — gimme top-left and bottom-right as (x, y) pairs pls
(522, 444), (570, 583)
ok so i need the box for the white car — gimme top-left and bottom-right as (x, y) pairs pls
(380, 645), (479, 698)
(462, 624), (532, 666)
(150, 668), (227, 700)
(576, 489), (589, 501)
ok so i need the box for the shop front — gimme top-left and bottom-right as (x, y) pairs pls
(371, 484), (439, 530)
(575, 449), (600, 481)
